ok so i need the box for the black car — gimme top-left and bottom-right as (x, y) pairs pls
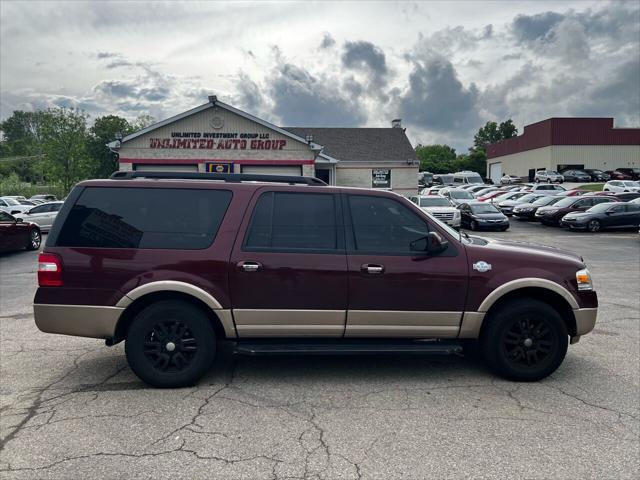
(458, 202), (509, 231)
(613, 192), (640, 202)
(584, 169), (610, 182)
(561, 169), (592, 183)
(512, 195), (563, 220)
(561, 202), (640, 232)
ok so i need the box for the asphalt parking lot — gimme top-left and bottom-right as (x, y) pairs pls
(1, 221), (638, 479)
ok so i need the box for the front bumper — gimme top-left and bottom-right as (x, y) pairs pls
(574, 308), (597, 335)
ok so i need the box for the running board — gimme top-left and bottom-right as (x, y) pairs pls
(233, 340), (463, 356)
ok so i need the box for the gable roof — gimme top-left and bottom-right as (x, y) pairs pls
(112, 100), (321, 150)
(284, 127), (417, 162)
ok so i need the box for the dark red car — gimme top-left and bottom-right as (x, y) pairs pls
(535, 195), (616, 226)
(605, 170), (633, 180)
(34, 172), (598, 387)
(0, 211), (42, 253)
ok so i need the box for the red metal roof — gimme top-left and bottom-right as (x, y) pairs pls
(487, 118), (640, 159)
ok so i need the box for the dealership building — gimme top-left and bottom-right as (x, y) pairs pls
(109, 96), (419, 195)
(486, 118), (640, 183)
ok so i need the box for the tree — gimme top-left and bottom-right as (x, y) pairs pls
(415, 144), (457, 173)
(39, 108), (90, 193)
(87, 115), (133, 178)
(468, 119), (518, 177)
(0, 110), (45, 156)
(131, 114), (156, 131)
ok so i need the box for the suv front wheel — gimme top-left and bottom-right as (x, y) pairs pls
(125, 300), (217, 388)
(480, 298), (568, 381)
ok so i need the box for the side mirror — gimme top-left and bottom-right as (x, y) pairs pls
(410, 232), (449, 255)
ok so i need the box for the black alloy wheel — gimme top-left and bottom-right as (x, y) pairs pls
(481, 298), (568, 381)
(125, 300), (217, 388)
(587, 219), (601, 232)
(27, 229), (41, 250)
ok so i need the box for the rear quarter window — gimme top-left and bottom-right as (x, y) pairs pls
(55, 187), (232, 249)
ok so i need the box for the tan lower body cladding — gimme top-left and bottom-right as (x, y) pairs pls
(233, 309), (462, 338)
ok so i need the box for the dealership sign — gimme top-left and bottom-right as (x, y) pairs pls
(149, 132), (287, 150)
(372, 169), (391, 188)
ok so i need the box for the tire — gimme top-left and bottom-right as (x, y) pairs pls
(587, 219), (601, 232)
(470, 221), (478, 231)
(480, 298), (568, 381)
(26, 228), (41, 251)
(500, 226), (509, 231)
(535, 178), (540, 183)
(125, 300), (217, 388)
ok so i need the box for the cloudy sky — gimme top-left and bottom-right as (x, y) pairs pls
(1, 0), (638, 151)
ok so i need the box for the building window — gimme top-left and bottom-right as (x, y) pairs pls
(372, 169), (391, 188)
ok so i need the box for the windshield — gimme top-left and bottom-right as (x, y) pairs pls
(436, 175), (454, 184)
(584, 202), (615, 213)
(2, 198), (19, 206)
(532, 196), (561, 206)
(547, 171), (559, 175)
(555, 197), (580, 208)
(515, 194), (539, 203)
(450, 190), (474, 199)
(622, 181), (638, 187)
(464, 175), (483, 184)
(588, 169), (603, 174)
(471, 204), (500, 214)
(419, 197), (450, 207)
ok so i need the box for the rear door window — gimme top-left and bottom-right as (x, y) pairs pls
(244, 191), (339, 252)
(56, 187), (232, 249)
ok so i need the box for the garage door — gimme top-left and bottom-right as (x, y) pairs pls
(241, 165), (302, 176)
(488, 162), (502, 184)
(134, 164), (198, 172)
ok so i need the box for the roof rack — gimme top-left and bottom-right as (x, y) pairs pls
(110, 171), (327, 186)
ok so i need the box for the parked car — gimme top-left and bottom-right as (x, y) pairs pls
(613, 192), (640, 202)
(466, 185), (493, 195)
(561, 202), (640, 232)
(0, 197), (33, 215)
(512, 195), (563, 220)
(500, 174), (522, 185)
(0, 211), (42, 253)
(616, 168), (640, 180)
(33, 171), (599, 387)
(420, 186), (446, 196)
(602, 180), (640, 193)
(472, 186), (500, 198)
(605, 170), (633, 180)
(30, 194), (58, 202)
(16, 201), (64, 233)
(17, 199), (37, 206)
(458, 202), (509, 231)
(556, 189), (590, 197)
(561, 170), (592, 183)
(584, 169), (610, 182)
(489, 191), (529, 206)
(432, 174), (454, 186)
(452, 171), (484, 186)
(439, 188), (475, 205)
(409, 195), (460, 229)
(528, 184), (566, 194)
(496, 193), (548, 216)
(535, 170), (564, 183)
(535, 196), (616, 226)
(476, 190), (507, 202)
(417, 171), (433, 188)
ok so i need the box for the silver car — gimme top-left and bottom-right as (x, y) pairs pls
(16, 201), (64, 232)
(410, 195), (461, 228)
(534, 170), (564, 183)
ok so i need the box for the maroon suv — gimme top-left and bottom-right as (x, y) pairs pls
(34, 172), (598, 387)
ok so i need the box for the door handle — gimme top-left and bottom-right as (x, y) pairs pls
(361, 264), (385, 274)
(238, 261), (262, 272)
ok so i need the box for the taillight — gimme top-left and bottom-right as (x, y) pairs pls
(38, 253), (63, 286)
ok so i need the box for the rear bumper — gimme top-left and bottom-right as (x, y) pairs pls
(34, 304), (123, 339)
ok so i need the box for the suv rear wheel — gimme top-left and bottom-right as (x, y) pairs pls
(125, 300), (216, 388)
(480, 298), (568, 381)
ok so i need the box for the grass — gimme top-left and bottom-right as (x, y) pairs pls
(578, 183), (604, 191)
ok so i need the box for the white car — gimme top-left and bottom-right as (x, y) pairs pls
(603, 180), (640, 193)
(15, 201), (64, 232)
(500, 175), (522, 185)
(534, 170), (564, 183)
(0, 197), (33, 215)
(527, 184), (566, 194)
(409, 195), (461, 228)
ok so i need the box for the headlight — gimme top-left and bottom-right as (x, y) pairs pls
(453, 210), (461, 218)
(576, 268), (593, 291)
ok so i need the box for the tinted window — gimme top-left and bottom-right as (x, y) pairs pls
(348, 195), (428, 254)
(245, 192), (338, 252)
(0, 211), (14, 222)
(29, 204), (49, 214)
(56, 187), (231, 249)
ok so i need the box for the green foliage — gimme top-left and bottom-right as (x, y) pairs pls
(87, 115), (134, 178)
(0, 172), (66, 198)
(39, 108), (91, 193)
(132, 114), (156, 131)
(473, 119), (518, 150)
(415, 144), (457, 173)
